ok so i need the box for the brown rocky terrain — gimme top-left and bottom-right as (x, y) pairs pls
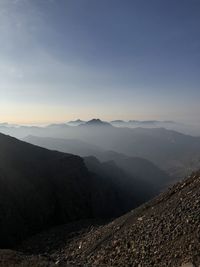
(0, 171), (199, 266)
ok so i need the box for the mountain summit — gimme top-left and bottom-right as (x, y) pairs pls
(67, 119), (85, 126)
(84, 119), (112, 127)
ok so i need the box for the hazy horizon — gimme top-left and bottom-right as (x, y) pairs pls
(0, 0), (200, 124)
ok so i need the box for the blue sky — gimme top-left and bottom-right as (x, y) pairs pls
(0, 0), (200, 124)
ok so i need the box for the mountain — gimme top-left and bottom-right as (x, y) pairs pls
(0, 133), (158, 248)
(46, 123), (69, 128)
(24, 135), (104, 157)
(110, 120), (177, 127)
(110, 120), (200, 136)
(22, 126), (200, 179)
(0, 133), (94, 247)
(1, 171), (199, 266)
(83, 119), (112, 127)
(110, 120), (127, 127)
(84, 156), (157, 209)
(24, 135), (172, 191)
(95, 150), (172, 189)
(111, 120), (125, 123)
(58, 171), (200, 266)
(67, 119), (85, 126)
(2, 123), (200, 178)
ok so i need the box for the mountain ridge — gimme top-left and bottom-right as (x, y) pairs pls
(0, 132), (157, 248)
(0, 170), (199, 266)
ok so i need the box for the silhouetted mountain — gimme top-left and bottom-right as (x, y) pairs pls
(46, 124), (71, 130)
(110, 120), (127, 127)
(67, 119), (85, 126)
(111, 120), (125, 123)
(24, 135), (171, 191)
(83, 119), (112, 127)
(110, 120), (196, 133)
(0, 133), (94, 247)
(95, 150), (171, 189)
(21, 126), (200, 179)
(0, 123), (9, 127)
(24, 135), (104, 156)
(2, 123), (200, 178)
(84, 156), (158, 207)
(0, 133), (157, 248)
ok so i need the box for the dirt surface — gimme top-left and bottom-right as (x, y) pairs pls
(0, 172), (200, 266)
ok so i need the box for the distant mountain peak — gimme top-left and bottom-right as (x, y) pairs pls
(68, 119), (84, 123)
(111, 120), (126, 123)
(47, 123), (69, 128)
(67, 119), (85, 126)
(85, 119), (112, 127)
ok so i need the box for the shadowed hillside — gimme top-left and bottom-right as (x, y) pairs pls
(24, 135), (172, 191)
(0, 133), (94, 247)
(0, 133), (159, 248)
(0, 171), (199, 266)
(2, 122), (200, 178)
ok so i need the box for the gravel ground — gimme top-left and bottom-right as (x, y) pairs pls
(0, 172), (200, 267)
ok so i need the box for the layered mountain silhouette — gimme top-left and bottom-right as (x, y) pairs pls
(0, 133), (93, 247)
(24, 135), (104, 156)
(0, 133), (160, 248)
(24, 135), (171, 191)
(82, 119), (112, 127)
(67, 119), (85, 126)
(21, 125), (200, 179)
(2, 121), (200, 177)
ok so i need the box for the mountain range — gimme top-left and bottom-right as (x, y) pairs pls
(24, 135), (172, 191)
(1, 119), (200, 178)
(0, 133), (161, 247)
(0, 119), (200, 266)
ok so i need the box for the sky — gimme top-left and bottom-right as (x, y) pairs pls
(0, 0), (200, 124)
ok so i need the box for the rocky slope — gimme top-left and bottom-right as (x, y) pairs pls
(62, 171), (199, 267)
(0, 171), (199, 266)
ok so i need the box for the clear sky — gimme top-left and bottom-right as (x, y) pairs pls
(0, 0), (200, 124)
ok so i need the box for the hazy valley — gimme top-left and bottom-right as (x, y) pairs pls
(0, 119), (200, 266)
(1, 0), (200, 265)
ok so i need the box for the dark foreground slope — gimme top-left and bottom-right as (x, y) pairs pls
(0, 133), (155, 248)
(0, 133), (95, 247)
(1, 171), (199, 267)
